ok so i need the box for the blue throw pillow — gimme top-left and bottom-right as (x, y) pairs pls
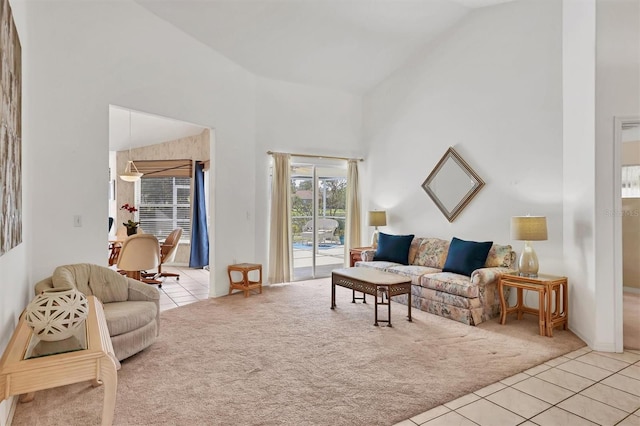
(443, 237), (493, 277)
(374, 233), (415, 265)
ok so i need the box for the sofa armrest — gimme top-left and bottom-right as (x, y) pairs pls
(127, 278), (160, 302)
(360, 250), (376, 262)
(471, 267), (517, 286)
(34, 277), (54, 295)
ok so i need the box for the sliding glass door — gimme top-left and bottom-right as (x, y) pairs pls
(291, 162), (346, 280)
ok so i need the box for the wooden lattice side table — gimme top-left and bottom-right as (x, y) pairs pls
(349, 247), (373, 267)
(498, 273), (568, 337)
(227, 263), (263, 297)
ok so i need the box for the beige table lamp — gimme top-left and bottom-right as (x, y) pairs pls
(368, 210), (387, 248)
(511, 216), (548, 277)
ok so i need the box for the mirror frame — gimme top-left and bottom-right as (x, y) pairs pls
(421, 147), (485, 222)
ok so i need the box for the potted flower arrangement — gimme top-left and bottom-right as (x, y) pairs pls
(120, 203), (140, 236)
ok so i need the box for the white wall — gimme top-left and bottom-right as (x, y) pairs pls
(562, 0), (597, 348)
(595, 0), (640, 351)
(254, 77), (363, 274)
(562, 0), (640, 352)
(18, 0), (257, 297)
(363, 0), (563, 268)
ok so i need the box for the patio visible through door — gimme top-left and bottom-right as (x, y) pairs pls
(291, 162), (346, 280)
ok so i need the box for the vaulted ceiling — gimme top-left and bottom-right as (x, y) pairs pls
(112, 0), (514, 149)
(137, 0), (515, 94)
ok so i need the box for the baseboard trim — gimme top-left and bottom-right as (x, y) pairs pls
(623, 286), (640, 294)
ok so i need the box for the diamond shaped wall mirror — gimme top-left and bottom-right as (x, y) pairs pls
(421, 147), (485, 222)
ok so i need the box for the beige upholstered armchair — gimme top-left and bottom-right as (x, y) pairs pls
(34, 263), (160, 361)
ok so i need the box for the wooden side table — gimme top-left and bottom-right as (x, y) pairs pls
(0, 296), (119, 425)
(544, 275), (569, 337)
(349, 247), (373, 267)
(348, 247), (373, 303)
(498, 273), (568, 337)
(228, 263), (263, 297)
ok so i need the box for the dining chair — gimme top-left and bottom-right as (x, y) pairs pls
(143, 228), (183, 281)
(117, 233), (162, 287)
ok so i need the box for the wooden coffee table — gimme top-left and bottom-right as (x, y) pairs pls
(331, 267), (412, 327)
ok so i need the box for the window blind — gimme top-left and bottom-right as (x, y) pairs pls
(138, 177), (191, 242)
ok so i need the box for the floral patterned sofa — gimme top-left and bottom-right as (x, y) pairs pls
(357, 237), (516, 326)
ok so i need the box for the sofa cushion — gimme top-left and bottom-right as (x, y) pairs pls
(412, 285), (481, 309)
(420, 271), (480, 298)
(485, 244), (514, 268)
(413, 238), (450, 268)
(443, 237), (493, 277)
(103, 300), (158, 337)
(374, 233), (415, 265)
(88, 273), (131, 303)
(407, 237), (424, 265)
(386, 265), (441, 285)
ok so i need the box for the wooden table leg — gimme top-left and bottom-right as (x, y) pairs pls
(100, 355), (118, 426)
(387, 290), (392, 327)
(407, 292), (412, 322)
(331, 279), (336, 309)
(19, 392), (35, 403)
(499, 280), (507, 325)
(243, 271), (249, 297)
(227, 268), (234, 295)
(374, 286), (379, 326)
(562, 282), (568, 330)
(545, 284), (552, 337)
(538, 287), (546, 336)
(516, 288), (524, 320)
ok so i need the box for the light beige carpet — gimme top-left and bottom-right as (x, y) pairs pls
(12, 278), (585, 426)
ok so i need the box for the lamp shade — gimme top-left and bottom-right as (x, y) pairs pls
(511, 216), (548, 241)
(119, 160), (143, 182)
(368, 211), (387, 227)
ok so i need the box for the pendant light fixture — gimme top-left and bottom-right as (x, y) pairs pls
(119, 111), (143, 182)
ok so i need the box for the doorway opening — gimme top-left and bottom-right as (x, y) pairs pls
(615, 116), (640, 351)
(108, 105), (213, 307)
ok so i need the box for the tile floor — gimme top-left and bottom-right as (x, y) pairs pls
(394, 346), (640, 426)
(156, 271), (640, 426)
(154, 265), (210, 312)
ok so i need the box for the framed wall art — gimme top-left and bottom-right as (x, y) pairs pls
(0, 0), (22, 256)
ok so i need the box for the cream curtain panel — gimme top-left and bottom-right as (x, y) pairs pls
(268, 153), (292, 284)
(345, 159), (361, 263)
